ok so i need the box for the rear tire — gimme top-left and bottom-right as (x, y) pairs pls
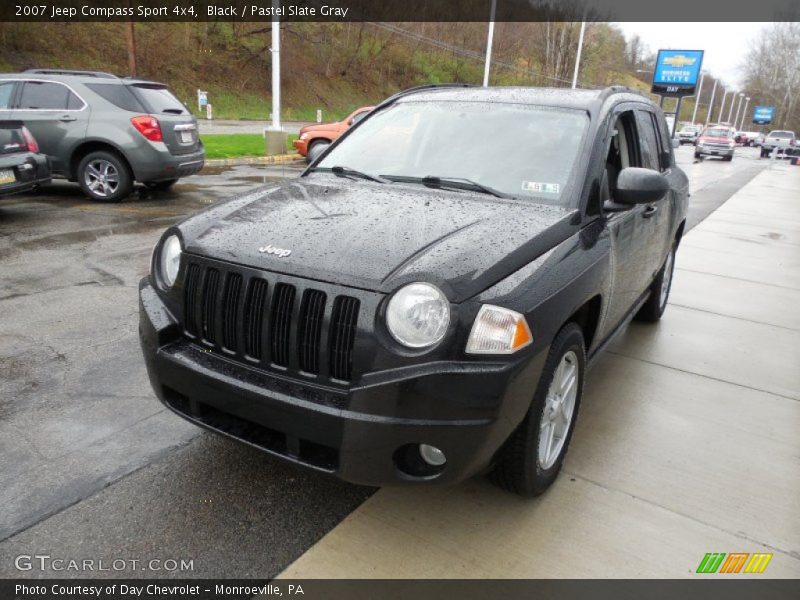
(636, 243), (676, 322)
(77, 151), (133, 202)
(491, 323), (585, 497)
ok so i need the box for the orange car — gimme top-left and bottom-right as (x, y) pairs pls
(293, 106), (374, 162)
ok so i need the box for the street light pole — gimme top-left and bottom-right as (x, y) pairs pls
(727, 91), (738, 123)
(482, 0), (496, 87)
(691, 72), (705, 125)
(739, 97), (751, 130)
(718, 89), (729, 124)
(705, 79), (718, 126)
(732, 92), (745, 128)
(571, 21), (586, 89)
(270, 0), (281, 131)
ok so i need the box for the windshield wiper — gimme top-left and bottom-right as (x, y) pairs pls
(315, 165), (390, 184)
(382, 175), (514, 199)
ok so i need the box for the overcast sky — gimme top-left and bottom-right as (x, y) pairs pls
(614, 22), (768, 89)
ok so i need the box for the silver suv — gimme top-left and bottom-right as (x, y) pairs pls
(0, 69), (204, 201)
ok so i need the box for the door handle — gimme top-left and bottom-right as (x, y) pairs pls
(59, 115), (77, 122)
(642, 205), (658, 218)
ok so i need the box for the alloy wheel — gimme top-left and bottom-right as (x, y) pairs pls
(538, 350), (579, 469)
(84, 159), (120, 198)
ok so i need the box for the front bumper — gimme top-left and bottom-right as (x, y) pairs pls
(292, 138), (308, 156)
(138, 279), (545, 486)
(696, 146), (734, 157)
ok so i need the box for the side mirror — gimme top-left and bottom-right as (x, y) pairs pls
(671, 138), (680, 149)
(616, 167), (669, 204)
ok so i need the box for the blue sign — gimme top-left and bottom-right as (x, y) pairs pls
(652, 49), (704, 95)
(753, 106), (775, 125)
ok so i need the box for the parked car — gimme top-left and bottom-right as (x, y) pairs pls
(677, 124), (702, 145)
(694, 126), (736, 161)
(140, 85), (688, 497)
(760, 130), (796, 158)
(293, 106), (373, 163)
(0, 120), (50, 196)
(738, 131), (762, 147)
(0, 69), (204, 201)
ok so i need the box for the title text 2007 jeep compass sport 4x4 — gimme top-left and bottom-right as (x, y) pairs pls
(140, 85), (688, 496)
(0, 69), (204, 201)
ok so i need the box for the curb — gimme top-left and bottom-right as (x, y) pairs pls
(203, 154), (304, 168)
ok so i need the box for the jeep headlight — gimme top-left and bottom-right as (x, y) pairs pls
(386, 283), (450, 348)
(157, 234), (182, 288)
(300, 132), (309, 141)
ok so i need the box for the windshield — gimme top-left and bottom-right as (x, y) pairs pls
(316, 100), (589, 205)
(703, 128), (732, 138)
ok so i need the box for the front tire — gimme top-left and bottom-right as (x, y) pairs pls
(306, 140), (330, 164)
(77, 151), (133, 202)
(636, 243), (676, 322)
(491, 323), (585, 497)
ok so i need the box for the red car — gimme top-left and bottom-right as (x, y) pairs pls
(293, 106), (373, 163)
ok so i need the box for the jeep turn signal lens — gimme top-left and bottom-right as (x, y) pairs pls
(466, 305), (532, 355)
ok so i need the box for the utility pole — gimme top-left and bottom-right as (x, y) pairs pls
(691, 72), (705, 125)
(482, 0), (496, 87)
(705, 79), (718, 126)
(124, 21), (137, 77)
(571, 21), (586, 89)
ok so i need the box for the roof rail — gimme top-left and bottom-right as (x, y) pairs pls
(597, 85), (635, 102)
(374, 83), (476, 110)
(24, 69), (119, 79)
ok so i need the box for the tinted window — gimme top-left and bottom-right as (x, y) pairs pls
(318, 101), (589, 205)
(635, 111), (660, 171)
(86, 83), (144, 112)
(18, 81), (82, 110)
(0, 82), (15, 110)
(770, 131), (794, 139)
(130, 84), (186, 114)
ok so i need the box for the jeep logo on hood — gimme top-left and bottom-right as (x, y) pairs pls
(258, 244), (292, 258)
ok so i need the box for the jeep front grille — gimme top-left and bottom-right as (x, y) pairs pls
(182, 259), (360, 382)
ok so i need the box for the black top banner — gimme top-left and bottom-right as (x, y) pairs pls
(2, 0), (799, 22)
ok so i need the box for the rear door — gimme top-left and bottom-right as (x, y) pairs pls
(127, 83), (200, 156)
(13, 79), (90, 175)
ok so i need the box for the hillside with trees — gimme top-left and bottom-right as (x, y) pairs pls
(0, 21), (796, 131)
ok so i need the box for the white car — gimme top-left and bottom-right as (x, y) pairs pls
(677, 125), (702, 145)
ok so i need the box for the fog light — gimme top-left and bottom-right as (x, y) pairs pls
(419, 444), (446, 466)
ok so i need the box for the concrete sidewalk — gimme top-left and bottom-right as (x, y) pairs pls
(279, 166), (800, 578)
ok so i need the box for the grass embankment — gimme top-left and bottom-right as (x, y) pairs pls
(201, 133), (299, 159)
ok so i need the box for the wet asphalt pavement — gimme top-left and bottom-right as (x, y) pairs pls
(0, 147), (768, 578)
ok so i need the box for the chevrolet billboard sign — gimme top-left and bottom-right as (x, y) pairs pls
(652, 49), (704, 96)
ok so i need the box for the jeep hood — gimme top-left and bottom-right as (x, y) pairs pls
(178, 176), (577, 302)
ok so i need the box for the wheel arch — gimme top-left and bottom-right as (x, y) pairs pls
(566, 294), (602, 352)
(69, 140), (132, 181)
